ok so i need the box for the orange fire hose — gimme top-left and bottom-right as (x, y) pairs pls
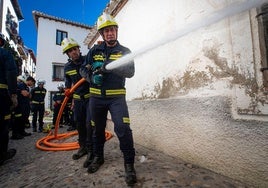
(36, 78), (113, 151)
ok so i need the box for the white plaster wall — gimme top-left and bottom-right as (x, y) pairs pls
(115, 0), (267, 117)
(36, 18), (90, 109)
(107, 0), (268, 187)
(116, 0), (250, 99)
(127, 97), (268, 187)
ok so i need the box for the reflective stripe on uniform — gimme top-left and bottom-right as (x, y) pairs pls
(123, 117), (130, 124)
(93, 55), (105, 61)
(33, 91), (46, 94)
(15, 113), (22, 118)
(73, 93), (90, 100)
(32, 101), (45, 104)
(109, 54), (122, 60)
(89, 88), (101, 95)
(84, 93), (90, 98)
(0, 83), (8, 89)
(106, 89), (126, 95)
(4, 114), (11, 120)
(66, 70), (77, 76)
(89, 87), (126, 96)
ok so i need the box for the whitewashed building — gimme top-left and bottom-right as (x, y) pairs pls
(84, 0), (268, 187)
(33, 11), (92, 109)
(0, 0), (35, 77)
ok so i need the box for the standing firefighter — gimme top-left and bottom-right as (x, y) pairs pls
(80, 13), (137, 186)
(30, 79), (47, 132)
(11, 75), (33, 139)
(61, 38), (93, 167)
(0, 33), (17, 165)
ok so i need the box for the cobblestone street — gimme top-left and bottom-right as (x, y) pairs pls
(0, 120), (254, 188)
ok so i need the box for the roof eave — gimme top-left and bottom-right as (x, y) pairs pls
(32, 10), (93, 30)
(11, 0), (24, 20)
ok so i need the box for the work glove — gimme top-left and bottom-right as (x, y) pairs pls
(64, 88), (72, 97)
(10, 94), (18, 110)
(92, 74), (103, 86)
(91, 61), (104, 71)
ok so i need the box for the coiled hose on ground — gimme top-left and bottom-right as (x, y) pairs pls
(36, 78), (113, 151)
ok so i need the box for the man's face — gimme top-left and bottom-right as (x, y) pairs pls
(26, 80), (35, 88)
(38, 83), (44, 88)
(66, 46), (80, 61)
(102, 26), (118, 46)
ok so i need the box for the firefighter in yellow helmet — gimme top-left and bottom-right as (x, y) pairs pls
(80, 13), (137, 186)
(97, 13), (118, 46)
(61, 38), (93, 166)
(61, 38), (80, 54)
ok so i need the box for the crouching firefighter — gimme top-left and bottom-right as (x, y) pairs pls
(61, 38), (94, 167)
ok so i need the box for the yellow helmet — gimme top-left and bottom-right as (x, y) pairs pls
(61, 38), (80, 53)
(97, 13), (118, 31)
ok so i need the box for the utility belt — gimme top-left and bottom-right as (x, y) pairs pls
(32, 101), (45, 104)
(89, 87), (126, 97)
(73, 93), (90, 100)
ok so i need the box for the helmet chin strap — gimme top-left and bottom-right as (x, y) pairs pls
(106, 39), (117, 46)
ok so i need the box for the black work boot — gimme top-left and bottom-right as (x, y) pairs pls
(10, 134), (24, 140)
(124, 163), (137, 186)
(38, 127), (43, 133)
(72, 147), (88, 160)
(0, 149), (17, 166)
(21, 131), (32, 136)
(67, 126), (76, 131)
(83, 151), (94, 168)
(87, 156), (104, 173)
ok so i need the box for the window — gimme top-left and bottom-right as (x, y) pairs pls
(56, 30), (67, 45)
(257, 4), (268, 87)
(52, 63), (64, 81)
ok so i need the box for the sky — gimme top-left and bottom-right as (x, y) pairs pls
(18, 0), (110, 54)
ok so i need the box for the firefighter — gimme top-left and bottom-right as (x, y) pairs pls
(30, 79), (47, 132)
(0, 33), (17, 165)
(11, 75), (33, 139)
(52, 83), (65, 127)
(80, 13), (137, 186)
(61, 38), (93, 167)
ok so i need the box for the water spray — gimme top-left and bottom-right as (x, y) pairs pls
(106, 0), (267, 70)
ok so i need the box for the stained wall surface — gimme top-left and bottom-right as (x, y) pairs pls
(110, 0), (268, 187)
